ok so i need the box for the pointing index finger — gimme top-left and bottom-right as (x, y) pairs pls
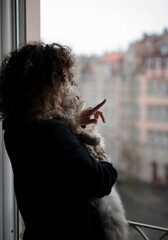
(90, 99), (106, 114)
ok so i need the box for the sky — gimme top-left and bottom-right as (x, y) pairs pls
(40, 0), (168, 56)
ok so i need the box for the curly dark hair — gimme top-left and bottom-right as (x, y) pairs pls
(0, 42), (77, 126)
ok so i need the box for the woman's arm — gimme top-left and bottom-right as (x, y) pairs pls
(49, 119), (118, 198)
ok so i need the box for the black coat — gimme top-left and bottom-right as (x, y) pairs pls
(4, 119), (118, 240)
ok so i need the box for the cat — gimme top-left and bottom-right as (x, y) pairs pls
(52, 85), (129, 240)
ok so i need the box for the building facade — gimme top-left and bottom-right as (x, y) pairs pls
(76, 52), (123, 166)
(117, 30), (168, 184)
(77, 30), (168, 185)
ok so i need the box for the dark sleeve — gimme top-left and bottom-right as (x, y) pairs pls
(49, 120), (118, 198)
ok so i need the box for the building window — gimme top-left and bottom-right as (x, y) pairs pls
(147, 130), (168, 147)
(147, 80), (168, 96)
(121, 103), (139, 120)
(146, 57), (153, 69)
(155, 106), (162, 121)
(165, 106), (168, 121)
(156, 82), (163, 96)
(155, 57), (162, 69)
(121, 103), (129, 119)
(121, 82), (129, 96)
(132, 104), (139, 119)
(155, 132), (162, 146)
(121, 126), (129, 141)
(132, 81), (139, 96)
(146, 39), (153, 49)
(147, 105), (154, 120)
(165, 82), (168, 95)
(147, 131), (154, 145)
(147, 81), (154, 95)
(164, 133), (168, 147)
(165, 57), (168, 69)
(147, 105), (168, 122)
(133, 128), (139, 142)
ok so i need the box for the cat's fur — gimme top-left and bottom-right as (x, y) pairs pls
(52, 86), (129, 240)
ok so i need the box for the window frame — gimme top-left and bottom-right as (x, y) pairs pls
(0, 1), (26, 239)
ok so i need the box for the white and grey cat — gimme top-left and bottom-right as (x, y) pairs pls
(52, 86), (129, 240)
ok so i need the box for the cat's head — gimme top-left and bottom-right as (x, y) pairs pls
(62, 86), (85, 112)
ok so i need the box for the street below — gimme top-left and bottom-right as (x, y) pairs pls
(117, 180), (168, 240)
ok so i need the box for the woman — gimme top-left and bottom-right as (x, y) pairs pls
(0, 42), (118, 240)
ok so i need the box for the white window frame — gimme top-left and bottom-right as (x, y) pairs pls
(0, 1), (26, 240)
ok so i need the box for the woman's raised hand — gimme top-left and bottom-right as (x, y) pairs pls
(78, 99), (106, 126)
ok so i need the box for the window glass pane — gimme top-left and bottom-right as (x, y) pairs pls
(147, 81), (154, 95)
(147, 105), (154, 120)
(155, 57), (162, 69)
(40, 1), (168, 239)
(163, 133), (168, 147)
(147, 131), (154, 145)
(146, 57), (153, 69)
(165, 106), (168, 121)
(156, 82), (163, 96)
(166, 57), (168, 69)
(165, 82), (168, 95)
(155, 106), (162, 120)
(155, 132), (162, 146)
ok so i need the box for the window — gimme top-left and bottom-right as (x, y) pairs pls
(166, 57), (168, 69)
(39, 1), (168, 237)
(0, 0), (26, 239)
(147, 105), (154, 120)
(132, 81), (139, 96)
(121, 126), (129, 141)
(146, 57), (153, 69)
(0, 0), (40, 239)
(132, 104), (139, 119)
(147, 105), (168, 122)
(147, 81), (154, 95)
(146, 39), (153, 49)
(156, 82), (163, 96)
(121, 81), (129, 96)
(165, 82), (168, 95)
(133, 128), (139, 142)
(147, 130), (168, 147)
(147, 80), (168, 97)
(165, 106), (168, 121)
(155, 57), (162, 69)
(147, 131), (154, 145)
(164, 133), (168, 147)
(155, 106), (162, 121)
(155, 132), (162, 146)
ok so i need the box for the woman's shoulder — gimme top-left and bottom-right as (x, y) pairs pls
(39, 119), (72, 136)
(39, 119), (77, 143)
(43, 119), (69, 129)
